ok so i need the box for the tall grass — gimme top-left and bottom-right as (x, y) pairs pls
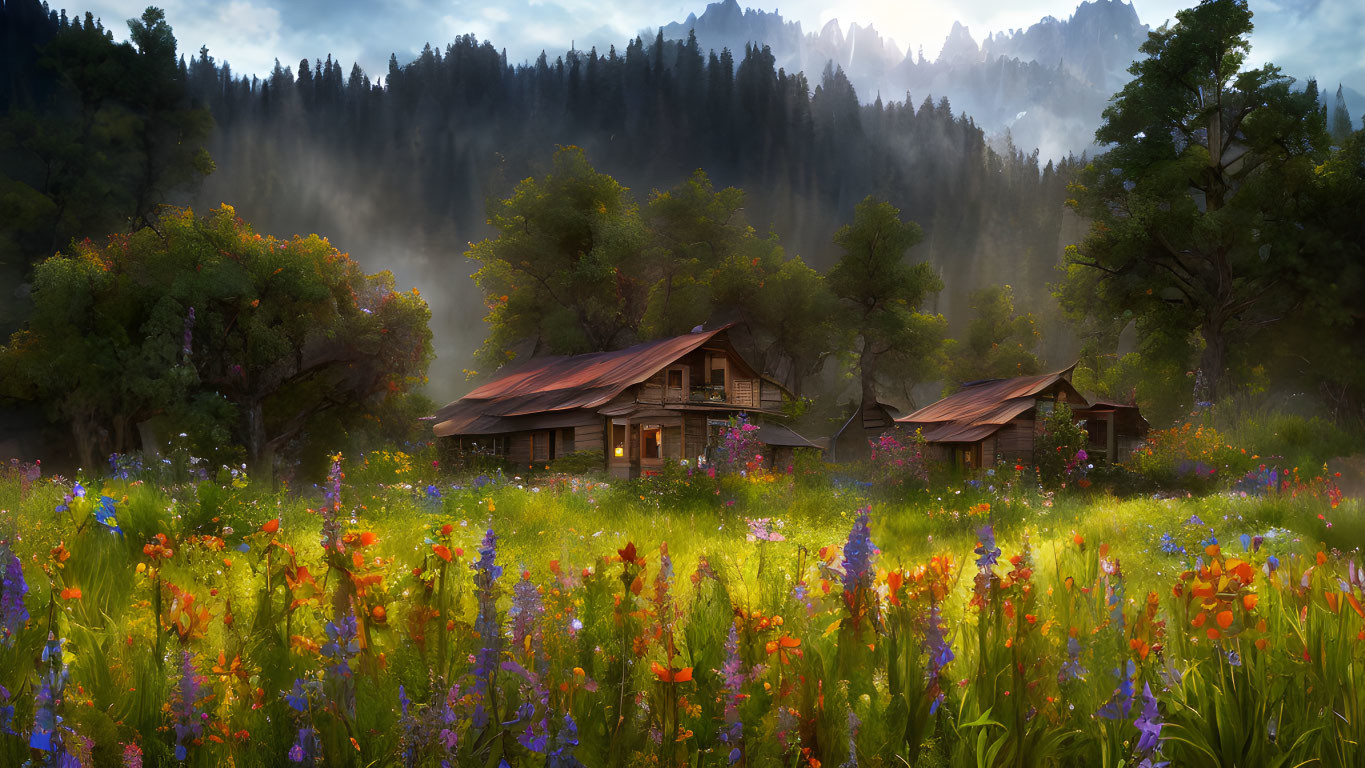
(0, 458), (1359, 766)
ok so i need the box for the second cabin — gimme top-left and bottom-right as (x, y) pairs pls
(895, 365), (1148, 470)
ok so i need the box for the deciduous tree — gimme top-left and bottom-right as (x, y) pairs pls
(1059, 0), (1329, 401)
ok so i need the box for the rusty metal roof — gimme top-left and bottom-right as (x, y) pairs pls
(432, 326), (733, 437)
(896, 365), (1086, 443)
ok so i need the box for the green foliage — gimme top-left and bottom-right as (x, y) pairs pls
(1220, 413), (1360, 469)
(467, 151), (840, 396)
(468, 146), (648, 366)
(943, 285), (1041, 391)
(1059, 0), (1332, 401)
(1072, 350), (1191, 427)
(0, 6), (214, 293)
(829, 196), (947, 406)
(547, 450), (607, 476)
(0, 206), (433, 479)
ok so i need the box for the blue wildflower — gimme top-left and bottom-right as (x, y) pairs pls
(171, 651), (206, 762)
(974, 524), (1001, 570)
(923, 603), (954, 713)
(841, 508), (876, 594)
(0, 684), (14, 735)
(547, 714), (585, 768)
(1097, 660), (1135, 719)
(471, 527), (502, 729)
(288, 727), (319, 765)
(1058, 636), (1088, 683)
(320, 455), (344, 552)
(94, 495), (121, 535)
(1158, 532), (1185, 555)
(717, 624), (746, 756)
(321, 613), (360, 716)
(1, 542), (29, 647)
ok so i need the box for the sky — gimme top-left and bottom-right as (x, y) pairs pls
(73, 0), (1364, 97)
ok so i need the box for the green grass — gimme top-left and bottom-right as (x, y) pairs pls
(0, 463), (1358, 767)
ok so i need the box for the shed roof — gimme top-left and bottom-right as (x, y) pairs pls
(433, 326), (737, 437)
(899, 365), (1081, 426)
(896, 365), (1086, 444)
(755, 423), (820, 449)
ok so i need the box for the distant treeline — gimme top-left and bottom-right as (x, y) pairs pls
(186, 31), (1078, 311)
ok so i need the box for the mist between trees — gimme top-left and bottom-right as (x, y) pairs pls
(3, 1), (1364, 476)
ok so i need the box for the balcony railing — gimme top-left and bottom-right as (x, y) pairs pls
(689, 384), (727, 403)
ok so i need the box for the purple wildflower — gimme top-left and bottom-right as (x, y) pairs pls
(1058, 636), (1087, 683)
(0, 684), (13, 735)
(320, 455), (344, 553)
(321, 613), (360, 716)
(503, 571), (550, 754)
(121, 742), (143, 768)
(717, 625), (746, 758)
(745, 517), (786, 542)
(842, 508), (876, 595)
(547, 714), (585, 768)
(1097, 660), (1136, 720)
(1134, 683), (1164, 753)
(471, 527), (502, 729)
(1, 542), (29, 647)
(171, 651), (206, 762)
(288, 727), (319, 765)
(923, 603), (954, 714)
(974, 525), (1001, 570)
(509, 572), (544, 654)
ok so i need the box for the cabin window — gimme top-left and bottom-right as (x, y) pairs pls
(560, 428), (575, 454)
(641, 424), (662, 460)
(668, 369), (683, 390)
(612, 422), (627, 459)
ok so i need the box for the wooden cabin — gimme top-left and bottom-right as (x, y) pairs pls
(430, 326), (817, 478)
(895, 366), (1147, 470)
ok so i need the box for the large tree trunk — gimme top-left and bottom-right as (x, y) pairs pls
(245, 400), (273, 486)
(1199, 317), (1228, 405)
(72, 416), (96, 474)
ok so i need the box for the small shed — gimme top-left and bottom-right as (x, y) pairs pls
(828, 400), (900, 462)
(896, 365), (1098, 470)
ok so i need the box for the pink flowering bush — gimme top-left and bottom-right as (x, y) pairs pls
(867, 429), (929, 488)
(713, 414), (764, 476)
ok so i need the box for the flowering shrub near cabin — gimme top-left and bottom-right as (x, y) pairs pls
(868, 429), (929, 488)
(0, 457), (1359, 767)
(1130, 422), (1253, 490)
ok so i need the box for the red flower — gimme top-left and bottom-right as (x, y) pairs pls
(650, 661), (693, 683)
(261, 519), (280, 534)
(432, 544), (453, 562)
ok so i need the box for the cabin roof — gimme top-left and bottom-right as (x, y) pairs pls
(896, 365), (1085, 442)
(433, 326), (744, 437)
(755, 422), (820, 449)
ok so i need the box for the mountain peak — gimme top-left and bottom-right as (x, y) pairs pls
(937, 21), (980, 64)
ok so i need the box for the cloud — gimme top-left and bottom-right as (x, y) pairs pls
(69, 0), (1362, 97)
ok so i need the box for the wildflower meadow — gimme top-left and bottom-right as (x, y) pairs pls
(0, 441), (1360, 768)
